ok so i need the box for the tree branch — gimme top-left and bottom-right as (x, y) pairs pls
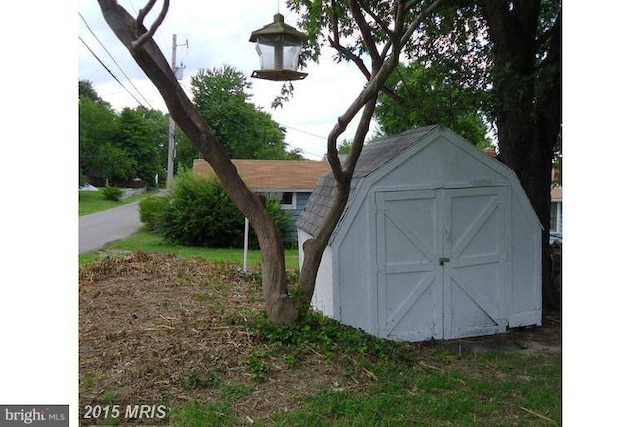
(328, 36), (372, 78)
(401, 0), (448, 47)
(403, 0), (424, 12)
(131, 0), (169, 50)
(358, 1), (392, 39)
(344, 97), (377, 176)
(348, 0), (383, 68)
(136, 0), (156, 28)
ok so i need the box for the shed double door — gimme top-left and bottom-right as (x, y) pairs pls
(375, 187), (507, 340)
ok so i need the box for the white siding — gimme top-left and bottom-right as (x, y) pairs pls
(297, 229), (335, 317)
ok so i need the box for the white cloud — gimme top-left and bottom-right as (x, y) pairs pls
(78, 0), (378, 159)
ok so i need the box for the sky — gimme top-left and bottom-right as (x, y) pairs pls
(77, 0), (375, 160)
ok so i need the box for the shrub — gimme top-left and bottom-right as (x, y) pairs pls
(138, 195), (168, 231)
(100, 186), (123, 201)
(156, 169), (291, 249)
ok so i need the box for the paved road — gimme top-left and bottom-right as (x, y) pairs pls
(79, 201), (143, 253)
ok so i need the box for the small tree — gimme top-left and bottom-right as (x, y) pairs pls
(98, 0), (446, 324)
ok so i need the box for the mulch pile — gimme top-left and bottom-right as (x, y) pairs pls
(79, 252), (344, 420)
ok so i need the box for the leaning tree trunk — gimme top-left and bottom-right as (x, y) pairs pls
(97, 0), (298, 324)
(482, 0), (562, 310)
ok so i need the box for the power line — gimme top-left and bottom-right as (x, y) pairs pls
(78, 36), (149, 109)
(279, 123), (326, 140)
(78, 12), (155, 110)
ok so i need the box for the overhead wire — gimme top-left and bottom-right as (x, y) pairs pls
(78, 36), (149, 109)
(78, 11), (155, 110)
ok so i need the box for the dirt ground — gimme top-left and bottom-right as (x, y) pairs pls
(79, 251), (560, 422)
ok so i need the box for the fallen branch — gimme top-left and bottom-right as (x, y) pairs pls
(142, 325), (175, 331)
(360, 365), (378, 381)
(419, 361), (448, 373)
(520, 406), (557, 424)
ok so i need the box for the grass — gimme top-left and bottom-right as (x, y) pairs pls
(78, 230), (300, 270)
(222, 313), (559, 426)
(79, 189), (155, 216)
(267, 350), (560, 426)
(169, 310), (560, 426)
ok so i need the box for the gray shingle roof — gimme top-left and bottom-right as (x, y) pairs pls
(296, 125), (439, 236)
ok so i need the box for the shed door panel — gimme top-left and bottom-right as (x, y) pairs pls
(375, 187), (506, 341)
(375, 190), (443, 340)
(443, 188), (507, 339)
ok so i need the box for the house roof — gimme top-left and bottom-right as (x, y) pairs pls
(193, 158), (330, 191)
(484, 147), (498, 157)
(297, 125), (440, 236)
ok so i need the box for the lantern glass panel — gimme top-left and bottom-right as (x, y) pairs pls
(255, 35), (303, 71)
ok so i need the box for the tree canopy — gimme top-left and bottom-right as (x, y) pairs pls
(79, 79), (108, 104)
(79, 85), (118, 183)
(79, 80), (176, 186)
(113, 107), (163, 184)
(190, 65), (295, 160)
(375, 61), (492, 148)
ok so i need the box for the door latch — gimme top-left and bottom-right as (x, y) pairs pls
(439, 257), (450, 266)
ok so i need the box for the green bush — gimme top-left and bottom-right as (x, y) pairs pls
(100, 186), (123, 201)
(138, 195), (168, 231)
(156, 169), (292, 249)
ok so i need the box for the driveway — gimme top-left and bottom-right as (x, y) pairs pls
(79, 202), (143, 253)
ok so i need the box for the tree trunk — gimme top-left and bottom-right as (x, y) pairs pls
(298, 90), (381, 305)
(298, 179), (351, 303)
(97, 0), (298, 324)
(481, 0), (562, 310)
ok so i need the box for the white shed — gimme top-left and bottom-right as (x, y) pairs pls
(297, 125), (542, 341)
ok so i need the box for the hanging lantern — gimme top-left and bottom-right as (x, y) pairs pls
(249, 13), (308, 81)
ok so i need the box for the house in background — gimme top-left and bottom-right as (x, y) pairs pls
(193, 158), (330, 241)
(550, 165), (563, 238)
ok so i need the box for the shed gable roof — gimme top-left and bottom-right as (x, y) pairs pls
(296, 125), (439, 236)
(193, 159), (330, 191)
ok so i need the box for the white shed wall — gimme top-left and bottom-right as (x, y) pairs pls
(297, 229), (335, 317)
(334, 199), (376, 333)
(508, 190), (542, 326)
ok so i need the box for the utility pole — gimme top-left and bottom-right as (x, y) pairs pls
(166, 34), (187, 187)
